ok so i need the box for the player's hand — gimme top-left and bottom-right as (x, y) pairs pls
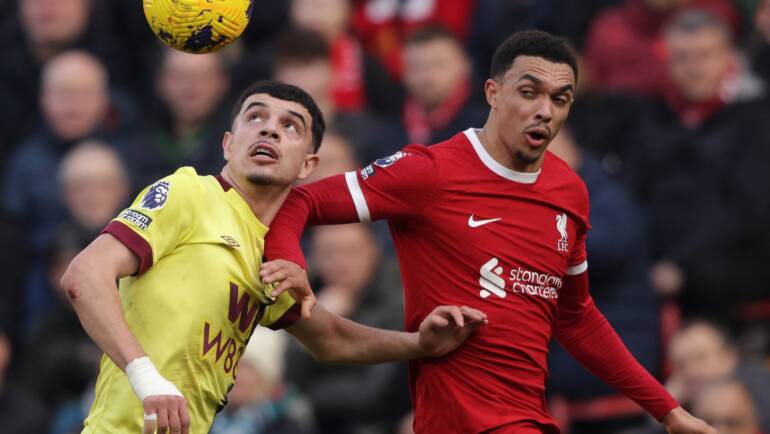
(260, 259), (316, 319)
(662, 407), (716, 434)
(126, 357), (190, 434)
(142, 395), (190, 434)
(417, 305), (488, 357)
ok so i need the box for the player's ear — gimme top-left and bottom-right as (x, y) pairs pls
(222, 131), (233, 161)
(485, 78), (499, 109)
(296, 153), (320, 181)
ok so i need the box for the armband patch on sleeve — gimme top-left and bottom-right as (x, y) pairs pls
(374, 151), (410, 168)
(141, 181), (171, 210)
(119, 209), (153, 231)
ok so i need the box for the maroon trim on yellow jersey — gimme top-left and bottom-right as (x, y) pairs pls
(267, 303), (301, 330)
(102, 221), (153, 274)
(214, 174), (232, 192)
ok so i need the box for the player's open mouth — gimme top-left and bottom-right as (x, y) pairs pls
(524, 128), (550, 147)
(249, 142), (278, 161)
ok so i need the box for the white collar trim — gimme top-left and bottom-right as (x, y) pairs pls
(463, 128), (540, 184)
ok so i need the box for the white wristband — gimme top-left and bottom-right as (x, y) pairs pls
(125, 357), (183, 401)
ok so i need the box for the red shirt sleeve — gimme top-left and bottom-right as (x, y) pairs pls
(264, 146), (440, 268)
(554, 262), (678, 421)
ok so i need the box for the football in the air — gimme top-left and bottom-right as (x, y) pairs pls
(143, 0), (253, 53)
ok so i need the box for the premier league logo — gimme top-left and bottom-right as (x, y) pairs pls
(374, 151), (409, 168)
(141, 181), (170, 210)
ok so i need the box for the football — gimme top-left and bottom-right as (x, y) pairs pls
(143, 0), (253, 53)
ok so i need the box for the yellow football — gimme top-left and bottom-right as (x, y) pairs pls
(143, 0), (252, 53)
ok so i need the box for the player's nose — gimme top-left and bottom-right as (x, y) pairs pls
(258, 127), (279, 141)
(534, 99), (553, 123)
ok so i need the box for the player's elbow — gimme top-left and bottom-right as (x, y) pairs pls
(60, 253), (97, 304)
(307, 321), (350, 364)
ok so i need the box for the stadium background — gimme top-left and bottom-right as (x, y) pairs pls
(1, 0), (769, 433)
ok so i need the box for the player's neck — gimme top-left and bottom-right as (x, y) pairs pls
(219, 170), (289, 226)
(477, 125), (543, 173)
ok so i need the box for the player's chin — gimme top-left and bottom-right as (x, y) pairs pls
(246, 172), (278, 186)
(514, 147), (544, 165)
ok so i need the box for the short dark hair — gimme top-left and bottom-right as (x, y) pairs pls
(665, 9), (731, 42)
(490, 30), (578, 82)
(404, 25), (461, 48)
(274, 29), (330, 69)
(231, 80), (326, 153)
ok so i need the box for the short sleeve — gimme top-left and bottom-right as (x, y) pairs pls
(260, 291), (301, 330)
(346, 145), (442, 222)
(102, 167), (200, 274)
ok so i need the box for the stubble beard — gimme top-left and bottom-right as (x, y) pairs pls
(514, 149), (542, 166)
(246, 173), (275, 186)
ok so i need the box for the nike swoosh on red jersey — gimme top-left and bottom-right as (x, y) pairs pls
(468, 215), (502, 228)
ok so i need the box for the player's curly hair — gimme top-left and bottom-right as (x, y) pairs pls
(231, 80), (326, 153)
(490, 30), (578, 82)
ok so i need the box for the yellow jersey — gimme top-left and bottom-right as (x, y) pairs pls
(83, 167), (299, 434)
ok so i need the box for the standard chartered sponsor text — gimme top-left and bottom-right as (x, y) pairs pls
(508, 266), (562, 300)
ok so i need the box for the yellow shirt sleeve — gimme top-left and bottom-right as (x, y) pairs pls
(104, 167), (201, 273)
(260, 291), (301, 330)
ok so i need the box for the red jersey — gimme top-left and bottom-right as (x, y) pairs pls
(266, 129), (678, 433)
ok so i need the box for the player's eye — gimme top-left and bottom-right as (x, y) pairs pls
(553, 95), (570, 106)
(248, 112), (264, 122)
(520, 89), (536, 98)
(284, 122), (297, 132)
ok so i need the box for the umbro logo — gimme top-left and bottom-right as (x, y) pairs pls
(468, 214), (502, 228)
(221, 235), (240, 248)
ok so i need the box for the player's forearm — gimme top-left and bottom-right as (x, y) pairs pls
(62, 253), (145, 370)
(554, 300), (678, 420)
(319, 315), (423, 364)
(290, 305), (423, 364)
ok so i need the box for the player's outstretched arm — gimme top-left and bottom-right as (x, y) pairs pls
(286, 302), (487, 364)
(61, 234), (190, 434)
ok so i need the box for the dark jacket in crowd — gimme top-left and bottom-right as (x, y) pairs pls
(625, 98), (770, 320)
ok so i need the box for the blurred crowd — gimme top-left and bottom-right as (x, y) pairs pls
(1, 0), (769, 433)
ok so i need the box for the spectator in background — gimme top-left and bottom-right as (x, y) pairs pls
(691, 379), (765, 434)
(273, 29), (404, 163)
(2, 50), (129, 250)
(22, 142), (128, 388)
(467, 0), (621, 85)
(0, 0), (131, 158)
(210, 328), (314, 434)
(666, 321), (770, 432)
(290, 0), (402, 115)
(350, 0), (476, 78)
(583, 0), (738, 98)
(0, 214), (31, 349)
(59, 140), (130, 237)
(0, 327), (50, 434)
(131, 48), (231, 188)
(546, 128), (662, 434)
(23, 226), (101, 409)
(751, 0), (770, 84)
(299, 131), (359, 185)
(624, 10), (770, 324)
(285, 224), (407, 434)
(401, 26), (487, 145)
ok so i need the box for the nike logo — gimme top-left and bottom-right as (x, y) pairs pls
(468, 215), (502, 228)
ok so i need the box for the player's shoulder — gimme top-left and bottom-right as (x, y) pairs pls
(374, 143), (439, 170)
(543, 152), (590, 212)
(140, 167), (206, 208)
